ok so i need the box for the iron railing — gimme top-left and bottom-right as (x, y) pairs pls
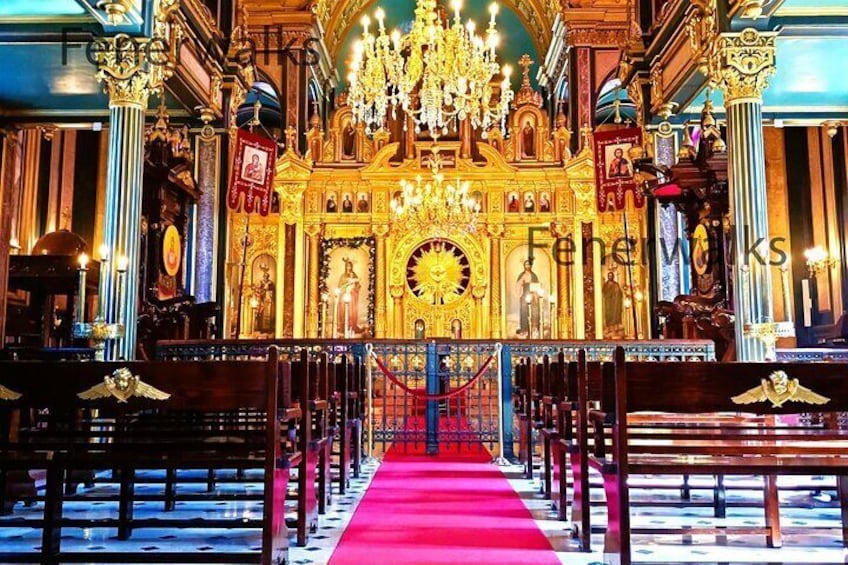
(156, 339), (715, 456)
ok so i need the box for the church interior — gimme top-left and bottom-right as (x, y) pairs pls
(2, 0), (848, 564)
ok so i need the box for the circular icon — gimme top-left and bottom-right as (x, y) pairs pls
(162, 225), (182, 277)
(692, 224), (711, 276)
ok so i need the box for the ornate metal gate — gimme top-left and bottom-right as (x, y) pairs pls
(366, 341), (502, 454)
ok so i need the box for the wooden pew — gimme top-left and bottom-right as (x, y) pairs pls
(0, 350), (297, 565)
(332, 355), (364, 494)
(516, 358), (544, 479)
(538, 353), (566, 502)
(288, 350), (323, 546)
(588, 347), (848, 565)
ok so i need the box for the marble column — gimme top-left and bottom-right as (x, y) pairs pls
(654, 131), (683, 301)
(94, 35), (160, 360)
(193, 129), (221, 303)
(714, 29), (778, 361)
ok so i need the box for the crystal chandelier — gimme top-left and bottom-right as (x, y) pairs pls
(390, 148), (480, 237)
(348, 0), (514, 138)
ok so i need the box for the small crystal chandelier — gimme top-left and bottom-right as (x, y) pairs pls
(348, 0), (514, 138)
(390, 147), (480, 237)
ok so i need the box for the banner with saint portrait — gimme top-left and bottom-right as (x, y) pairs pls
(318, 237), (376, 339)
(505, 245), (553, 339)
(593, 127), (644, 212)
(228, 129), (277, 216)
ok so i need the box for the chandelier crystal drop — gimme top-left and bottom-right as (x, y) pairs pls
(348, 0), (514, 138)
(390, 148), (481, 238)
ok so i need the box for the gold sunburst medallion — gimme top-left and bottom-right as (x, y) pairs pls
(408, 243), (468, 305)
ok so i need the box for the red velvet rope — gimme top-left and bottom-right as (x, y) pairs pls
(371, 353), (495, 401)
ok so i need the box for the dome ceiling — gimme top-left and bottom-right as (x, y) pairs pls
(317, 0), (557, 61)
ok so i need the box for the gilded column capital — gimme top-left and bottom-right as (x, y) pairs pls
(304, 224), (323, 238)
(711, 28), (777, 104)
(372, 224), (390, 238)
(485, 223), (504, 239)
(92, 34), (162, 108)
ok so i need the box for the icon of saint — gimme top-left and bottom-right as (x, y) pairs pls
(515, 259), (540, 336)
(608, 147), (633, 178)
(242, 153), (264, 183)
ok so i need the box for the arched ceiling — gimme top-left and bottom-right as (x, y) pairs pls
(318, 0), (558, 62)
(332, 0), (544, 91)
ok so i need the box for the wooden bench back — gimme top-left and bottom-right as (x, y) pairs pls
(0, 349), (280, 414)
(613, 347), (848, 416)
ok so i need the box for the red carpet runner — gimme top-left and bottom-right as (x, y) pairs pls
(328, 445), (560, 564)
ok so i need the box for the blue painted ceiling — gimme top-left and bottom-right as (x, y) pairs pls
(679, 36), (848, 121)
(335, 0), (539, 92)
(0, 0), (86, 17)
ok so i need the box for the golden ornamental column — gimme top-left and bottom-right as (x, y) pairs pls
(390, 285), (405, 337)
(710, 28), (778, 360)
(94, 33), (165, 360)
(551, 222), (571, 339)
(488, 225), (503, 339)
(373, 224), (389, 337)
(304, 224), (322, 338)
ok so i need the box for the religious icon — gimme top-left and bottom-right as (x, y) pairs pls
(241, 147), (267, 184)
(521, 118), (536, 159)
(252, 256), (276, 335)
(342, 119), (356, 160)
(605, 145), (633, 179)
(356, 192), (370, 213)
(506, 246), (552, 339)
(414, 319), (426, 339)
(523, 192), (535, 213)
(507, 192), (520, 213)
(341, 193), (354, 213)
(336, 257), (362, 335)
(321, 239), (375, 339)
(325, 192), (338, 213)
(162, 224), (181, 277)
(539, 192), (551, 213)
(471, 190), (484, 212)
(602, 270), (625, 339)
(515, 258), (540, 337)
(450, 319), (462, 340)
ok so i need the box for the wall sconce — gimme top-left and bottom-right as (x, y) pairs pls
(804, 245), (837, 278)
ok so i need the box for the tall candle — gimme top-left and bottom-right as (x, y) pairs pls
(97, 244), (110, 320)
(343, 292), (351, 338)
(525, 294), (533, 340)
(115, 255), (128, 327)
(549, 294), (556, 339)
(333, 289), (341, 338)
(77, 253), (89, 323)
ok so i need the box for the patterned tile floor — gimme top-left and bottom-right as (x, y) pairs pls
(505, 462), (848, 564)
(0, 457), (846, 564)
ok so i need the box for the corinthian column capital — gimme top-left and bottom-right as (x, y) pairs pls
(93, 34), (162, 108)
(711, 28), (777, 105)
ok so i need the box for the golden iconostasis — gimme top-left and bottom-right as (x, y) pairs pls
(224, 96), (651, 341)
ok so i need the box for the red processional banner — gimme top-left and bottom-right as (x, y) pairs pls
(228, 129), (277, 216)
(593, 127), (644, 212)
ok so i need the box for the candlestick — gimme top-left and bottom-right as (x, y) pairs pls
(780, 265), (792, 323)
(320, 294), (329, 338)
(549, 294), (556, 339)
(333, 288), (341, 338)
(77, 253), (89, 323)
(115, 255), (128, 328)
(343, 292), (352, 339)
(97, 245), (110, 320)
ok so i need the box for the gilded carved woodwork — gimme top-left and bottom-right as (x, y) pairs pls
(710, 29), (777, 103)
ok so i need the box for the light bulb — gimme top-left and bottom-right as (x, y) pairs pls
(78, 253), (89, 269)
(98, 244), (110, 261)
(117, 255), (129, 272)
